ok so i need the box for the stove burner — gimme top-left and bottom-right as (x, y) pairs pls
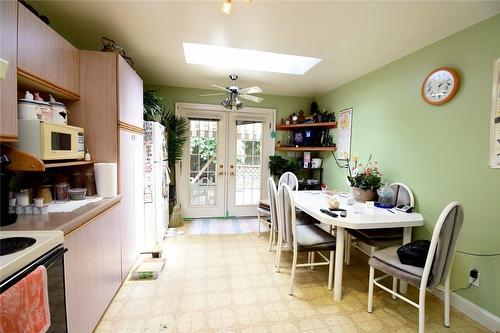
(0, 237), (37, 256)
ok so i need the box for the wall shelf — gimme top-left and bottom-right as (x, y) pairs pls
(17, 70), (80, 101)
(276, 146), (336, 152)
(276, 122), (337, 131)
(44, 160), (93, 169)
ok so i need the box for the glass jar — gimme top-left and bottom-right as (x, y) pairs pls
(55, 182), (69, 201)
(83, 171), (96, 197)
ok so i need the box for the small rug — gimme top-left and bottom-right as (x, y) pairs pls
(187, 218), (262, 235)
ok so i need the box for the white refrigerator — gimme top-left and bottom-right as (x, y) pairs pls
(144, 121), (169, 251)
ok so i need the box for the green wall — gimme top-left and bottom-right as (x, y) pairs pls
(316, 14), (500, 316)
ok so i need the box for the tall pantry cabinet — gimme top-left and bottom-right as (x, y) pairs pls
(71, 50), (144, 278)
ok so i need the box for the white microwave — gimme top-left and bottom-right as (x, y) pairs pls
(14, 120), (85, 160)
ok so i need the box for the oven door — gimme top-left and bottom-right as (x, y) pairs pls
(0, 245), (68, 333)
(40, 122), (85, 160)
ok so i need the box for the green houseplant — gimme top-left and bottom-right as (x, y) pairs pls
(269, 155), (298, 180)
(143, 90), (163, 122)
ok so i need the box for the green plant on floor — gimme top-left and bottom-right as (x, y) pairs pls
(143, 90), (163, 122)
(268, 155), (298, 178)
(161, 108), (188, 172)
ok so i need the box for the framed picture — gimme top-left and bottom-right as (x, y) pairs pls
(337, 108), (353, 160)
(293, 130), (305, 146)
(490, 58), (500, 168)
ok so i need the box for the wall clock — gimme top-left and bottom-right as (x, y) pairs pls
(421, 67), (460, 105)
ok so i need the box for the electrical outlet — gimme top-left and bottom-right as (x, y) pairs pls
(469, 269), (480, 287)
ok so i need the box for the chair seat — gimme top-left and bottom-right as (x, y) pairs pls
(258, 199), (270, 210)
(348, 228), (402, 247)
(368, 245), (423, 287)
(296, 225), (336, 252)
(296, 211), (320, 225)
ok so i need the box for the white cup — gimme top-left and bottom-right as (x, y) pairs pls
(353, 201), (364, 214)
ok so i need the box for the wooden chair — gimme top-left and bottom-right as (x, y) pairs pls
(276, 183), (336, 295)
(367, 202), (464, 333)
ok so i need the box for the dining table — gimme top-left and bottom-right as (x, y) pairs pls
(293, 190), (424, 301)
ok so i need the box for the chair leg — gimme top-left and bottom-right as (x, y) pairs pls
(367, 265), (374, 313)
(328, 251), (334, 291)
(310, 252), (315, 270)
(275, 230), (282, 273)
(392, 277), (398, 300)
(418, 286), (426, 333)
(267, 220), (273, 252)
(345, 233), (351, 265)
(444, 274), (450, 327)
(257, 211), (261, 237)
(289, 248), (298, 296)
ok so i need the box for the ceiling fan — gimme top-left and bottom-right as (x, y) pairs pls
(200, 74), (263, 110)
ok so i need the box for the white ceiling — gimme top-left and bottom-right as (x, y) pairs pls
(33, 1), (500, 97)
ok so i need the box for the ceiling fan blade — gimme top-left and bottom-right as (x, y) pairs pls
(239, 86), (262, 94)
(211, 84), (231, 92)
(200, 93), (227, 97)
(240, 94), (263, 103)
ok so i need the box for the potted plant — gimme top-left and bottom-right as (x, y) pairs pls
(346, 155), (383, 202)
(269, 155), (298, 180)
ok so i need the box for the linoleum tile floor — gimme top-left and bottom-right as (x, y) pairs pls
(95, 222), (489, 333)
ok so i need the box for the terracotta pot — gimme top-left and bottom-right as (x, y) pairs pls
(351, 187), (377, 202)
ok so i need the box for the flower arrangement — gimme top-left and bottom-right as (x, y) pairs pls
(346, 154), (383, 191)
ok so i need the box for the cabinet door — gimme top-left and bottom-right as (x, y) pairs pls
(119, 130), (140, 280)
(17, 4), (54, 83)
(118, 55), (143, 128)
(0, 0), (18, 141)
(133, 134), (145, 254)
(64, 205), (122, 333)
(17, 3), (79, 96)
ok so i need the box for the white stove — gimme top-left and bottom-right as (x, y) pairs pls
(0, 230), (64, 281)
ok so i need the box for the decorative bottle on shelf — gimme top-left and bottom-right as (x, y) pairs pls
(84, 149), (91, 161)
(292, 113), (298, 124)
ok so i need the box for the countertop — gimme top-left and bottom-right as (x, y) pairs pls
(1, 196), (121, 235)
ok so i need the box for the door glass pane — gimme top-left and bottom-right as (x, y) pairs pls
(235, 121), (262, 206)
(189, 119), (218, 207)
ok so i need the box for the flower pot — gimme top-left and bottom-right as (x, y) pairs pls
(351, 187), (377, 202)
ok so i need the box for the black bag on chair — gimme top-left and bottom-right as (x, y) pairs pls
(397, 240), (431, 268)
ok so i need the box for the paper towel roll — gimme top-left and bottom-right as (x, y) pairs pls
(94, 163), (117, 198)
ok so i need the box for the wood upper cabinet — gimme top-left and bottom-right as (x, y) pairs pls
(17, 3), (79, 97)
(64, 205), (122, 333)
(0, 0), (18, 141)
(118, 55), (143, 128)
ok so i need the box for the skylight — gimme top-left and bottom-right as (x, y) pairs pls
(183, 42), (321, 75)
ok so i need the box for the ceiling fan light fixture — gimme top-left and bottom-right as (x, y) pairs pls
(221, 0), (232, 14)
(221, 96), (232, 109)
(234, 97), (243, 110)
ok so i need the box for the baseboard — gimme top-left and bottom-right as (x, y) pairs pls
(430, 289), (500, 332)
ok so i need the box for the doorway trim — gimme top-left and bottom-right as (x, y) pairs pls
(175, 102), (276, 218)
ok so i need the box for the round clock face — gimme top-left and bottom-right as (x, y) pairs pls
(421, 67), (459, 105)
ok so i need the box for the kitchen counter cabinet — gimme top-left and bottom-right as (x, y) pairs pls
(64, 204), (122, 333)
(0, 0), (18, 142)
(0, 196), (121, 235)
(17, 3), (79, 98)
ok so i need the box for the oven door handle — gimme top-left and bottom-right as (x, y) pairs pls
(0, 245), (67, 293)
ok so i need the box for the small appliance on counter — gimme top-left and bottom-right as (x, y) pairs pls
(13, 120), (84, 161)
(1, 154), (17, 226)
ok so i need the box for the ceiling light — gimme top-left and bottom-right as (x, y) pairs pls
(221, 0), (231, 14)
(183, 42), (322, 75)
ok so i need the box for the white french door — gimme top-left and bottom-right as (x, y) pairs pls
(177, 103), (274, 218)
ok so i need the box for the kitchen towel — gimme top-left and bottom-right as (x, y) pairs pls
(94, 163), (117, 198)
(0, 266), (50, 333)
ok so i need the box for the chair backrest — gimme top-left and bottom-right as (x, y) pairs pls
(421, 202), (464, 289)
(267, 177), (278, 230)
(279, 172), (299, 191)
(277, 183), (297, 249)
(390, 182), (415, 207)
